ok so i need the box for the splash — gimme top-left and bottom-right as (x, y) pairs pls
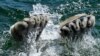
(29, 3), (49, 16)
(26, 4), (63, 56)
(17, 4), (98, 56)
(74, 34), (98, 56)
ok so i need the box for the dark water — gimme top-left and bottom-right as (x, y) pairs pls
(0, 0), (100, 56)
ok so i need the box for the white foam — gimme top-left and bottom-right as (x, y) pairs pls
(40, 20), (61, 40)
(26, 4), (63, 56)
(29, 3), (50, 17)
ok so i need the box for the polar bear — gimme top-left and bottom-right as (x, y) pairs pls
(10, 14), (95, 41)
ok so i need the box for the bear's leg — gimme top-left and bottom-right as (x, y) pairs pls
(10, 14), (48, 41)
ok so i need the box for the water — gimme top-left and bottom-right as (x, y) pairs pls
(0, 0), (100, 56)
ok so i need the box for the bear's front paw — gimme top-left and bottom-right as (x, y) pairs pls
(10, 14), (48, 41)
(60, 13), (95, 40)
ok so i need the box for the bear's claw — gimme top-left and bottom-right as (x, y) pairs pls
(60, 14), (95, 40)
